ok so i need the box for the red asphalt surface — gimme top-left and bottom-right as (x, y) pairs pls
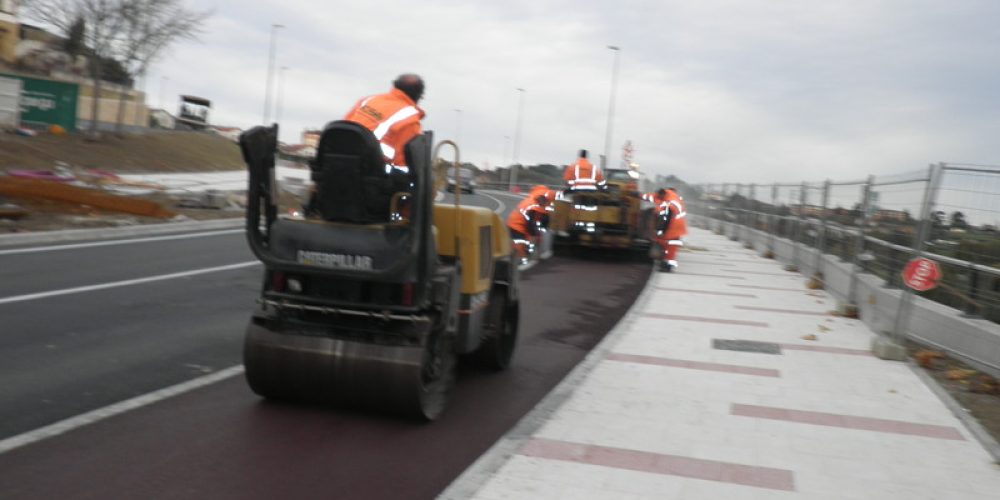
(0, 254), (650, 500)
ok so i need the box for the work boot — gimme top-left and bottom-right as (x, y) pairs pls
(658, 260), (672, 272)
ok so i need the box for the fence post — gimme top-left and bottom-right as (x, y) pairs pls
(749, 183), (758, 247)
(890, 163), (943, 346)
(848, 175), (875, 307)
(813, 180), (831, 274)
(768, 183), (778, 256)
(735, 184), (745, 241)
(789, 182), (807, 271)
(964, 263), (980, 317)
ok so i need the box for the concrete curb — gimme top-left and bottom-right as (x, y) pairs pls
(438, 263), (658, 500)
(0, 218), (244, 248)
(908, 361), (1000, 464)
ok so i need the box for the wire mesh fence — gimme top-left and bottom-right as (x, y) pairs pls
(687, 162), (1000, 327)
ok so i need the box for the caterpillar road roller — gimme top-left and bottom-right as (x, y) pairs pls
(239, 122), (519, 420)
(550, 168), (655, 252)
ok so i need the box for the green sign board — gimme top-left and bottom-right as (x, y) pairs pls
(0, 73), (79, 131)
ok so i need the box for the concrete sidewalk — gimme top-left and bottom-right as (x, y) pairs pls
(443, 227), (1000, 500)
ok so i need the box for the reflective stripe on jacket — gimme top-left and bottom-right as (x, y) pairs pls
(563, 158), (603, 188)
(507, 197), (546, 235)
(344, 88), (425, 169)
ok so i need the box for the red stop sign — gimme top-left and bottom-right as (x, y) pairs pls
(902, 257), (941, 292)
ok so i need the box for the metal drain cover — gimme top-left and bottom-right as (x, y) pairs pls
(712, 339), (782, 354)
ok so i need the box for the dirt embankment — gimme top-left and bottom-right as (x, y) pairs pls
(0, 131), (243, 173)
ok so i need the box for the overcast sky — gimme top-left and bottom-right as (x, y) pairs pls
(130, 0), (999, 184)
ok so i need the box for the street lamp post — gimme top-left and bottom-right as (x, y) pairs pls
(262, 23), (285, 124)
(509, 87), (526, 191)
(275, 66), (289, 125)
(603, 45), (621, 170)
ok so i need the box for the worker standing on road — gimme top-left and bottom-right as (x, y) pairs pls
(507, 192), (550, 264)
(562, 150), (605, 191)
(653, 187), (687, 272)
(343, 74), (426, 174)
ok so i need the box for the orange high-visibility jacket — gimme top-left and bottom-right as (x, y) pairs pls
(507, 196), (546, 235)
(562, 157), (603, 188)
(529, 184), (557, 209)
(662, 190), (688, 241)
(344, 88), (425, 169)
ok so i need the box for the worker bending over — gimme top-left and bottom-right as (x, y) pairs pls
(562, 150), (605, 191)
(507, 192), (550, 264)
(644, 188), (687, 272)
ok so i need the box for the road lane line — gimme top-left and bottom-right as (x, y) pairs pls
(0, 365), (244, 455)
(0, 228), (244, 256)
(0, 261), (260, 305)
(478, 191), (508, 214)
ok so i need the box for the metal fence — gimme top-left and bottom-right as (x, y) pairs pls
(686, 163), (1000, 334)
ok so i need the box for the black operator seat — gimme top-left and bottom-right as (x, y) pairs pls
(309, 120), (411, 224)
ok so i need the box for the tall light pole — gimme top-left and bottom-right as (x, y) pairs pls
(502, 135), (510, 169)
(262, 23), (284, 124)
(509, 87), (526, 190)
(603, 45), (621, 170)
(275, 66), (289, 125)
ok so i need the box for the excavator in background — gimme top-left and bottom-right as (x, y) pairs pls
(238, 122), (520, 420)
(550, 166), (655, 253)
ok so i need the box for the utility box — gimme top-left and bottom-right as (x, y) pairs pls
(0, 75), (20, 128)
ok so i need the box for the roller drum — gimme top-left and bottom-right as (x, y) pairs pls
(243, 321), (455, 420)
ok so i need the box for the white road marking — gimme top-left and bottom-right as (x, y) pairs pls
(478, 191), (508, 215)
(0, 229), (244, 256)
(0, 261), (260, 306)
(0, 365), (245, 455)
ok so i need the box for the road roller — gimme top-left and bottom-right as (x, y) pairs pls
(238, 122), (520, 420)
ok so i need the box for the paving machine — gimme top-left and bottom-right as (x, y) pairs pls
(239, 122), (519, 420)
(550, 168), (654, 252)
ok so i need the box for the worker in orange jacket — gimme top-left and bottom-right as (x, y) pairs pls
(344, 74), (426, 174)
(654, 187), (687, 272)
(507, 193), (550, 263)
(562, 150), (605, 191)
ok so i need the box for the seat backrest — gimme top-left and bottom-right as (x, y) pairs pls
(310, 120), (397, 224)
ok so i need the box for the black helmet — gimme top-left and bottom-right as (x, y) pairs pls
(579, 149), (588, 158)
(393, 73), (425, 102)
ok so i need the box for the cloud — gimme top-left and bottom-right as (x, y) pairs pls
(136, 0), (1000, 184)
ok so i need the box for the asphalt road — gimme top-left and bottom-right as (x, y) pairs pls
(0, 190), (651, 499)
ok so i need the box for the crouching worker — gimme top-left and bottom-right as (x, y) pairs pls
(507, 192), (550, 265)
(652, 187), (687, 272)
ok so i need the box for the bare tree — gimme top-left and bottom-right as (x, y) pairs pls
(113, 0), (210, 133)
(24, 0), (129, 135)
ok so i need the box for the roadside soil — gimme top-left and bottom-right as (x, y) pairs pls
(0, 130), (253, 233)
(907, 342), (1000, 455)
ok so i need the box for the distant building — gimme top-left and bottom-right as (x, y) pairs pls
(0, 0), (18, 65)
(302, 129), (320, 147)
(873, 209), (908, 223)
(211, 126), (242, 142)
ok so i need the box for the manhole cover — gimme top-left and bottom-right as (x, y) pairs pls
(713, 339), (782, 354)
